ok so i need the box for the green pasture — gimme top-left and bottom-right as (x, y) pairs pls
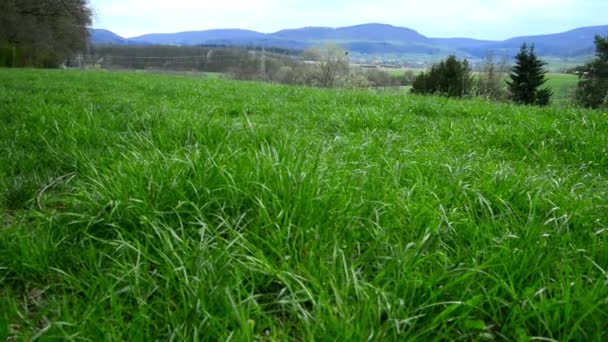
(1, 69), (607, 340)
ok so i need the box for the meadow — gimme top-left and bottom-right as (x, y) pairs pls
(1, 69), (607, 340)
(544, 73), (579, 105)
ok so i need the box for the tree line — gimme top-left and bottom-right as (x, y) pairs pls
(88, 44), (414, 88)
(411, 37), (608, 109)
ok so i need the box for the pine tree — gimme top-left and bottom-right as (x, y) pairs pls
(507, 44), (553, 106)
(574, 35), (608, 109)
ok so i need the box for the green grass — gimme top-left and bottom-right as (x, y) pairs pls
(545, 73), (580, 105)
(1, 69), (608, 340)
(543, 56), (593, 73)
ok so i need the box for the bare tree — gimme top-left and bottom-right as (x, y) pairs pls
(475, 51), (509, 100)
(304, 44), (349, 87)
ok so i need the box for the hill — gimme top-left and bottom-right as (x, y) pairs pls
(90, 23), (608, 58)
(271, 23), (435, 55)
(273, 23), (429, 43)
(130, 29), (268, 45)
(88, 28), (127, 45)
(486, 25), (608, 57)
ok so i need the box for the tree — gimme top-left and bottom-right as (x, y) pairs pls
(574, 35), (608, 109)
(506, 44), (552, 106)
(475, 52), (509, 101)
(401, 70), (416, 86)
(0, 0), (92, 67)
(364, 68), (394, 87)
(411, 55), (473, 97)
(304, 44), (349, 87)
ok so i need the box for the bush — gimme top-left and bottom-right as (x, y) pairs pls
(338, 71), (372, 88)
(273, 66), (295, 84)
(364, 69), (393, 87)
(411, 55), (473, 98)
(401, 70), (416, 86)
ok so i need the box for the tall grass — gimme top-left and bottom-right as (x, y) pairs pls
(1, 69), (607, 340)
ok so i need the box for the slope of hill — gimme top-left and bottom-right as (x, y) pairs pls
(89, 28), (127, 45)
(272, 23), (429, 43)
(489, 25), (608, 57)
(129, 29), (268, 45)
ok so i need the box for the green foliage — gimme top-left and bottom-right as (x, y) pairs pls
(0, 43), (17, 67)
(363, 68), (393, 87)
(359, 68), (407, 87)
(535, 87), (553, 106)
(574, 35), (608, 109)
(0, 0), (91, 67)
(411, 55), (474, 97)
(1, 69), (608, 340)
(507, 44), (553, 106)
(337, 71), (372, 88)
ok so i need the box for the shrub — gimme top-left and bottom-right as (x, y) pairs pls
(411, 55), (473, 98)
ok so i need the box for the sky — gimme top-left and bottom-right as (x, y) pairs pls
(90, 0), (608, 40)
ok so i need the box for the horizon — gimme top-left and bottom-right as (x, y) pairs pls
(90, 0), (608, 40)
(92, 22), (608, 41)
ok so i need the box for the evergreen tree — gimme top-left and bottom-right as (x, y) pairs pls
(507, 44), (552, 106)
(411, 55), (473, 98)
(574, 35), (608, 109)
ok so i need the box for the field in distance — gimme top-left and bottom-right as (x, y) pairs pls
(1, 69), (607, 340)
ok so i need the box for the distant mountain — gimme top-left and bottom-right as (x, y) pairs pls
(273, 23), (429, 43)
(487, 25), (608, 57)
(125, 24), (431, 53)
(89, 29), (127, 45)
(269, 23), (434, 54)
(89, 24), (608, 58)
(129, 29), (267, 45)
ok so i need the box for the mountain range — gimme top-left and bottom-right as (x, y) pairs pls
(89, 23), (608, 58)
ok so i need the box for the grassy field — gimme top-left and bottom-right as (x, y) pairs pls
(1, 69), (607, 340)
(545, 73), (579, 105)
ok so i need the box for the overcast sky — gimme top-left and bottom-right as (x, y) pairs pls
(90, 0), (608, 40)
